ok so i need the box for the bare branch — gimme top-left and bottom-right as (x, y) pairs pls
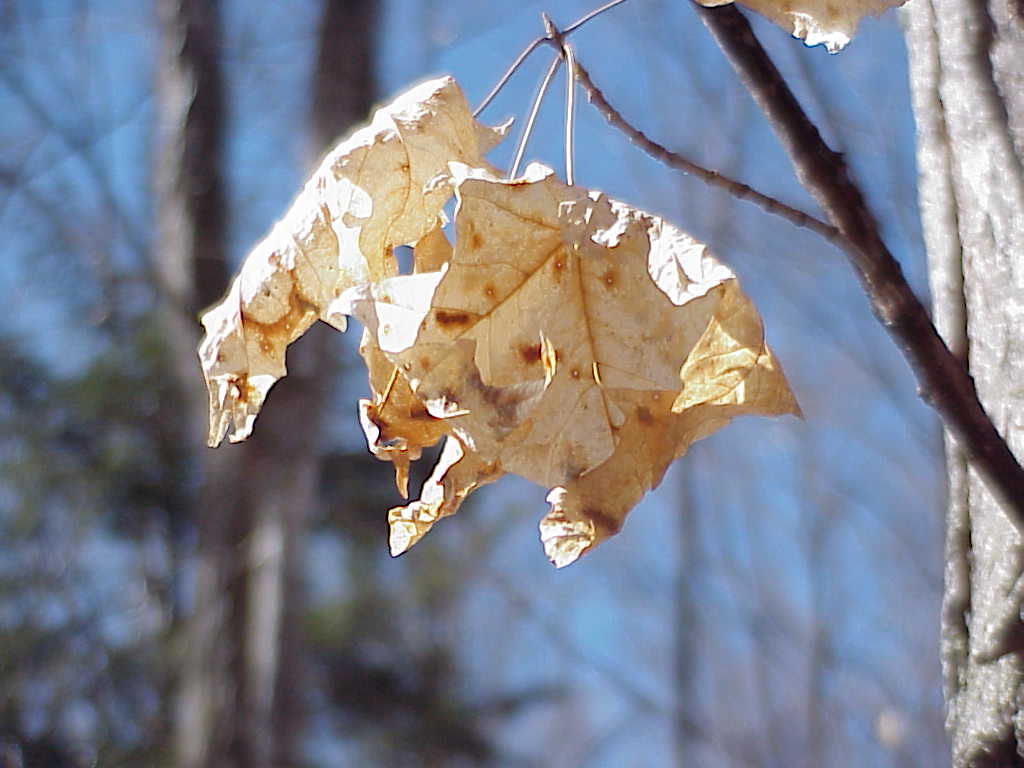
(692, 2), (1024, 523)
(570, 56), (842, 244)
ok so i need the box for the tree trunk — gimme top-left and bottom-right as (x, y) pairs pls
(153, 2), (238, 765)
(156, 0), (377, 766)
(268, 1), (378, 763)
(905, 2), (1024, 765)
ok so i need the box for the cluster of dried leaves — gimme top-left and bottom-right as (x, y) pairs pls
(198, 76), (799, 567)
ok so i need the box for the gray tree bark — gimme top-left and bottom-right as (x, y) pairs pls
(156, 1), (377, 766)
(905, 1), (1024, 764)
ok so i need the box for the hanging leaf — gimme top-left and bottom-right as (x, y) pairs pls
(698, 0), (906, 52)
(358, 328), (449, 500)
(345, 163), (800, 566)
(198, 77), (509, 447)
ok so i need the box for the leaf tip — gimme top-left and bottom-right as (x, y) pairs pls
(540, 489), (596, 568)
(388, 518), (419, 557)
(204, 373), (271, 447)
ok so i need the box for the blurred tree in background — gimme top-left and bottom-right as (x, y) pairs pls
(3, 0), (1003, 766)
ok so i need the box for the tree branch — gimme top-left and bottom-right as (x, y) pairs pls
(570, 56), (842, 245)
(691, 2), (1024, 523)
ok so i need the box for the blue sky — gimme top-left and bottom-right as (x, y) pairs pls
(0, 1), (947, 764)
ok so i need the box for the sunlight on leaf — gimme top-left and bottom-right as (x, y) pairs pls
(698, 0), (906, 52)
(202, 76), (799, 567)
(198, 77), (509, 446)
(345, 163), (799, 566)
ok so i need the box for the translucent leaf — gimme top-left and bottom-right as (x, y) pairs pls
(349, 163), (800, 565)
(198, 77), (509, 446)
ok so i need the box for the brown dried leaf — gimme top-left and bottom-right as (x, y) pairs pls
(541, 291), (800, 567)
(198, 77), (508, 447)
(348, 164), (799, 565)
(698, 0), (906, 52)
(358, 329), (449, 498)
(386, 435), (501, 556)
(411, 225), (453, 274)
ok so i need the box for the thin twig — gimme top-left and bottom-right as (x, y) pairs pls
(540, 13), (832, 241)
(473, 36), (544, 118)
(509, 53), (562, 179)
(474, 0), (838, 247)
(563, 0), (632, 35)
(473, 0), (631, 117)
(693, 2), (1024, 523)
(570, 57), (843, 244)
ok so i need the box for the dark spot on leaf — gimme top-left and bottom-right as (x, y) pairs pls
(235, 378), (251, 404)
(483, 283), (496, 298)
(519, 343), (542, 364)
(636, 406), (654, 425)
(570, 368), (581, 379)
(418, 356), (431, 371)
(435, 309), (471, 328)
(465, 370), (536, 430)
(602, 268), (618, 288)
(409, 402), (432, 420)
(565, 462), (584, 481)
(471, 231), (484, 250)
(584, 508), (622, 535)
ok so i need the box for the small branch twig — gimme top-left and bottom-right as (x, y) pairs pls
(569, 57), (842, 245)
(472, 0), (629, 119)
(478, 4), (838, 246)
(692, 2), (1024, 523)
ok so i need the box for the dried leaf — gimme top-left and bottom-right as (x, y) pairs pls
(358, 328), (448, 498)
(698, 0), (906, 52)
(386, 434), (501, 556)
(198, 77), (509, 446)
(349, 163), (799, 565)
(411, 225), (453, 274)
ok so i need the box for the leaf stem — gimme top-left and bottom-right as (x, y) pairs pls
(509, 53), (562, 180)
(562, 43), (577, 185)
